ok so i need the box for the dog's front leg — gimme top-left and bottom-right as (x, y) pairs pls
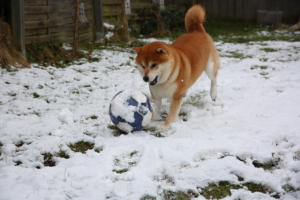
(161, 96), (183, 129)
(152, 97), (162, 121)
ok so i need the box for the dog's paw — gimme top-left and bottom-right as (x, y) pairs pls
(160, 123), (169, 130)
(210, 87), (217, 101)
(210, 92), (217, 101)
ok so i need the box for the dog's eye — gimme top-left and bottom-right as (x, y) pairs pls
(142, 65), (145, 69)
(151, 64), (157, 68)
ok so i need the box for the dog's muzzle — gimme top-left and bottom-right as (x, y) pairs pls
(150, 76), (158, 86)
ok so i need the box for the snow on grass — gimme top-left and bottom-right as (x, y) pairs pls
(0, 36), (300, 200)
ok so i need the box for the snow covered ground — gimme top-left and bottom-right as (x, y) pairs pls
(0, 34), (300, 200)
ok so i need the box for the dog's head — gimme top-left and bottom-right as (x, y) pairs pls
(133, 42), (173, 86)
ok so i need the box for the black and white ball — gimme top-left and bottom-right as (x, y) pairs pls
(109, 90), (152, 132)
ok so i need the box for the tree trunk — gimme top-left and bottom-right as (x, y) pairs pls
(73, 0), (79, 56)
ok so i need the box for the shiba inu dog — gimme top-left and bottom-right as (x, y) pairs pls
(133, 5), (220, 129)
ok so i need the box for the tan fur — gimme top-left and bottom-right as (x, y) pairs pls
(134, 5), (220, 128)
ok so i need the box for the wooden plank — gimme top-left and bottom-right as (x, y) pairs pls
(103, 0), (121, 5)
(48, 12), (74, 18)
(24, 0), (47, 6)
(24, 4), (75, 15)
(24, 14), (47, 21)
(25, 28), (48, 36)
(24, 6), (50, 14)
(103, 9), (121, 17)
(25, 30), (93, 44)
(48, 25), (91, 34)
(24, 17), (74, 29)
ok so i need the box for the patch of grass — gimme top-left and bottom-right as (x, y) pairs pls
(68, 141), (94, 154)
(259, 72), (269, 79)
(198, 181), (279, 199)
(144, 127), (157, 132)
(80, 40), (134, 53)
(294, 151), (300, 160)
(87, 115), (98, 120)
(236, 156), (247, 163)
(42, 152), (56, 167)
(151, 131), (166, 138)
(33, 92), (40, 98)
(282, 184), (299, 192)
(0, 141), (2, 156)
(252, 159), (278, 170)
(243, 182), (280, 198)
(55, 150), (70, 159)
(260, 58), (269, 62)
(154, 172), (175, 185)
(200, 181), (241, 199)
(94, 147), (103, 153)
(130, 150), (138, 157)
(15, 141), (25, 148)
(157, 19), (299, 43)
(163, 190), (198, 200)
(226, 51), (253, 59)
(261, 48), (278, 52)
(243, 182), (269, 193)
(179, 111), (188, 121)
(112, 168), (129, 174)
(250, 65), (268, 70)
(26, 40), (99, 68)
(8, 92), (16, 97)
(140, 195), (156, 200)
(14, 160), (22, 166)
(108, 125), (128, 136)
(205, 20), (261, 40)
(113, 151), (140, 174)
(250, 65), (270, 79)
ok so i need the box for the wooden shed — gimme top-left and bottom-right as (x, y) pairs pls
(0, 0), (104, 56)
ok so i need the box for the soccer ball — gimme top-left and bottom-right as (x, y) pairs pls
(109, 90), (153, 132)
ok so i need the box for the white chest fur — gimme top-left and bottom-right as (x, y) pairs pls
(150, 82), (177, 99)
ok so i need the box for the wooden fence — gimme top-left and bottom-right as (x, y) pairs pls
(24, 0), (95, 44)
(103, 0), (122, 23)
(13, 0), (300, 48)
(103, 0), (153, 23)
(102, 0), (300, 25)
(166, 0), (300, 23)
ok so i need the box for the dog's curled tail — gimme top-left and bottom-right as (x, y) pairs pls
(185, 5), (206, 33)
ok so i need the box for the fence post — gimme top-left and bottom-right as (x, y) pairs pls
(156, 0), (163, 35)
(119, 0), (130, 42)
(94, 0), (104, 41)
(11, 0), (25, 57)
(73, 0), (79, 56)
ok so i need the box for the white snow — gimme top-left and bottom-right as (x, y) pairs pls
(0, 35), (300, 200)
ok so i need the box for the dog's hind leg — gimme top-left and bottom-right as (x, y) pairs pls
(205, 58), (218, 101)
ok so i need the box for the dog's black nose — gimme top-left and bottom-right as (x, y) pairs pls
(143, 76), (149, 82)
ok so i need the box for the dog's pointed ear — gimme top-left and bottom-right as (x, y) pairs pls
(156, 47), (167, 55)
(133, 47), (141, 54)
